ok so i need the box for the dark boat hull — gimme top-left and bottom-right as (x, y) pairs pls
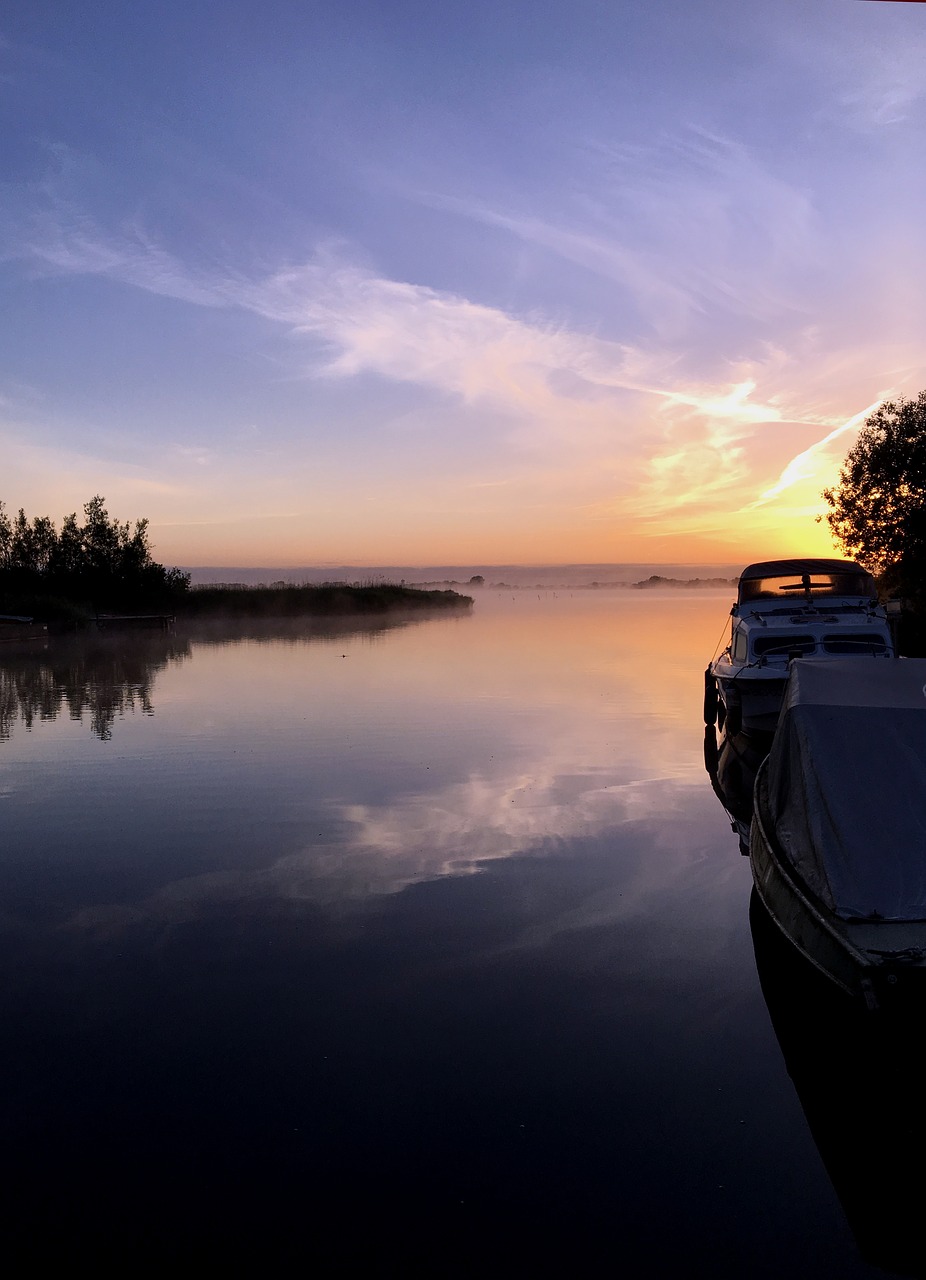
(750, 764), (926, 1008)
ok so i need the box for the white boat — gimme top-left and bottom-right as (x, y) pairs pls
(750, 657), (926, 1007)
(705, 558), (894, 734)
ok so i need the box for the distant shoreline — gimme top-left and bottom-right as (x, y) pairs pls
(186, 570), (739, 592)
(181, 562), (745, 590)
(627, 574), (736, 590)
(390, 575), (736, 591)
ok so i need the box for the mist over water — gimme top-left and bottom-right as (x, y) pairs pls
(184, 562), (743, 587)
(0, 591), (902, 1274)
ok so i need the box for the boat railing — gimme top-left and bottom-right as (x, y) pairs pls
(740, 600), (885, 619)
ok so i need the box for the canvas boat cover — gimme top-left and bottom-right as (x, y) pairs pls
(766, 657), (926, 921)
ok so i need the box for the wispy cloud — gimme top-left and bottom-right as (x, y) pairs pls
(746, 398), (885, 509)
(14, 205), (780, 460)
(236, 254), (837, 524)
(2, 173), (906, 546)
(423, 126), (819, 340)
(25, 210), (224, 307)
(831, 35), (926, 129)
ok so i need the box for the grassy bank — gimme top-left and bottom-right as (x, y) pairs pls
(1, 582), (473, 627)
(179, 583), (473, 618)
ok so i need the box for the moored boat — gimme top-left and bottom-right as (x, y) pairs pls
(750, 657), (926, 1007)
(706, 559), (894, 734)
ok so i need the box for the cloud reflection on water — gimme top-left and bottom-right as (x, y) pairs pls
(1, 592), (741, 937)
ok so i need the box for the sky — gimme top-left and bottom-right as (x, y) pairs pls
(3, 0), (926, 568)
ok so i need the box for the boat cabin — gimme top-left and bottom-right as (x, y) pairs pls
(730, 558), (890, 665)
(736, 558), (877, 607)
(708, 557), (894, 734)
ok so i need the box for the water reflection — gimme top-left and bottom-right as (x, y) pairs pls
(722, 710), (926, 1278)
(81, 596), (725, 918)
(704, 724), (771, 854)
(0, 612), (450, 742)
(751, 891), (926, 1279)
(0, 631), (190, 741)
(7, 591), (882, 1272)
(179, 610), (457, 647)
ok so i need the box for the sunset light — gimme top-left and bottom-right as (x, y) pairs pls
(4, 2), (926, 567)
(9, 6), (926, 1269)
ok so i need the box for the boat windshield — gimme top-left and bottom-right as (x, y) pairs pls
(753, 634), (815, 657)
(822, 633), (888, 654)
(739, 571), (875, 603)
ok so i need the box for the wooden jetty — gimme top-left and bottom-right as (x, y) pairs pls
(95, 614), (175, 632)
(0, 615), (48, 644)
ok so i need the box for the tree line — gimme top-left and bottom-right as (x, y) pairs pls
(0, 495), (189, 617)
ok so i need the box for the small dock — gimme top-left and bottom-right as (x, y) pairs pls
(95, 614), (175, 632)
(0, 615), (48, 644)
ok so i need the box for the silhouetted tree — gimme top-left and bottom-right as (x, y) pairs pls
(50, 511), (84, 581)
(822, 392), (926, 594)
(0, 495), (190, 617)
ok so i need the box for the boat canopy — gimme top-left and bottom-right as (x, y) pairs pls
(766, 658), (926, 922)
(738, 558), (877, 604)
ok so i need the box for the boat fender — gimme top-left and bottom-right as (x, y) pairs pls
(703, 724), (719, 775)
(703, 669), (718, 725)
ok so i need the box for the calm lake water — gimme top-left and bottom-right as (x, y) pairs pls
(1, 591), (920, 1275)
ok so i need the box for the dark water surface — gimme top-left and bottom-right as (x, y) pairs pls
(0, 593), (916, 1275)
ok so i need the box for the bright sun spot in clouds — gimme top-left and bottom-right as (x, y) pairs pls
(662, 380), (779, 423)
